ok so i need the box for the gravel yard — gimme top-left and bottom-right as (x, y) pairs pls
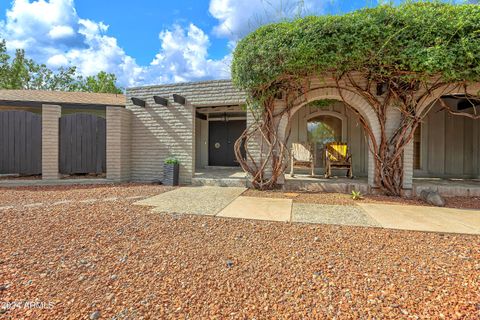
(243, 189), (480, 209)
(1, 184), (479, 319)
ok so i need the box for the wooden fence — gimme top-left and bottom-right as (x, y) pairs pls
(0, 110), (42, 175)
(59, 113), (106, 175)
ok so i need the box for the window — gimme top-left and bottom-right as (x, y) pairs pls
(307, 115), (342, 166)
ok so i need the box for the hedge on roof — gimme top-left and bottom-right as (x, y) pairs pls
(232, 1), (480, 97)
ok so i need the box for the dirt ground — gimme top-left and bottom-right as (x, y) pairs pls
(0, 184), (479, 319)
(243, 189), (480, 209)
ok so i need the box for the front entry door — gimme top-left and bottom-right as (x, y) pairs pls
(209, 120), (246, 166)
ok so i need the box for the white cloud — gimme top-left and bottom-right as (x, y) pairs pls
(48, 25), (75, 39)
(147, 24), (230, 84)
(209, 0), (327, 40)
(0, 0), (330, 87)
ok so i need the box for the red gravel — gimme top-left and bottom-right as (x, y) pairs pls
(1, 185), (479, 319)
(242, 189), (480, 209)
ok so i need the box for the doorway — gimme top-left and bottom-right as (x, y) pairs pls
(208, 120), (246, 166)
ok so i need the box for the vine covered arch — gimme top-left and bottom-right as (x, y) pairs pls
(277, 86), (381, 185)
(232, 2), (480, 195)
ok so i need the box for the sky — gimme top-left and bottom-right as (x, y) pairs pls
(0, 0), (474, 88)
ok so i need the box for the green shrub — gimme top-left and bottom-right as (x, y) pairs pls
(164, 157), (179, 165)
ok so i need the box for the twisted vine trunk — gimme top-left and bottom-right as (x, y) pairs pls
(234, 96), (290, 190)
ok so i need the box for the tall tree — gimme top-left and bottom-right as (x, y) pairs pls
(0, 39), (123, 94)
(81, 71), (123, 94)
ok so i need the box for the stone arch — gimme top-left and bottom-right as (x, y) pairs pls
(277, 87), (380, 186)
(417, 83), (480, 116)
(402, 83), (480, 191)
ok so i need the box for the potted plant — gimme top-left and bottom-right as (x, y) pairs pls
(163, 157), (179, 186)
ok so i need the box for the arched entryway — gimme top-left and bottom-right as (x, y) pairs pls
(285, 101), (369, 177)
(277, 86), (380, 186)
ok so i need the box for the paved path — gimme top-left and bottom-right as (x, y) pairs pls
(292, 203), (380, 227)
(357, 203), (480, 235)
(136, 187), (480, 235)
(217, 196), (292, 222)
(134, 186), (246, 215)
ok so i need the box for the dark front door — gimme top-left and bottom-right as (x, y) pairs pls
(209, 120), (246, 166)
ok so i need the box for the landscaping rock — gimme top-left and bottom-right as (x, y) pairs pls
(90, 310), (100, 320)
(1, 183), (478, 319)
(420, 190), (445, 207)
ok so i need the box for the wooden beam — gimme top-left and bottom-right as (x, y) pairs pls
(153, 96), (168, 106)
(195, 105), (244, 114)
(173, 94), (186, 105)
(131, 97), (146, 107)
(195, 112), (207, 120)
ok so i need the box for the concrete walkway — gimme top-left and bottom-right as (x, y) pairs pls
(134, 186), (246, 215)
(136, 186), (480, 235)
(357, 203), (480, 235)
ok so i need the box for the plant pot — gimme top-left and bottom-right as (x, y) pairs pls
(163, 163), (179, 186)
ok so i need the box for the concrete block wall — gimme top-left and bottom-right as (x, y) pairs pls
(126, 88), (195, 184)
(106, 107), (131, 182)
(41, 104), (61, 180)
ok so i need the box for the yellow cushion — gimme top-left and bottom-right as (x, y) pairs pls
(326, 143), (348, 161)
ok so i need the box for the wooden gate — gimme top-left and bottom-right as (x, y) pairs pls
(59, 113), (106, 175)
(0, 110), (42, 175)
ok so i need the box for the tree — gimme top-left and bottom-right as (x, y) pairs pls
(0, 39), (123, 94)
(232, 1), (480, 194)
(80, 71), (123, 94)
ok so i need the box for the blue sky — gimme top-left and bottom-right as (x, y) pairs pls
(0, 0), (472, 87)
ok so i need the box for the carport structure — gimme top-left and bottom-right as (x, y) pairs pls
(0, 90), (128, 182)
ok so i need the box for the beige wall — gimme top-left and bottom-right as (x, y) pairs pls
(416, 101), (480, 178)
(126, 88), (195, 184)
(106, 107), (131, 182)
(195, 118), (209, 168)
(287, 101), (369, 176)
(41, 104), (61, 180)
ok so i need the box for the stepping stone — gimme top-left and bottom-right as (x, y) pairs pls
(135, 186), (246, 216)
(292, 203), (380, 227)
(78, 199), (98, 203)
(52, 200), (72, 205)
(217, 196), (292, 222)
(24, 203), (43, 208)
(126, 196), (144, 200)
(103, 197), (118, 202)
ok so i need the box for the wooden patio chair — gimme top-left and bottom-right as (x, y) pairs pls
(290, 142), (315, 177)
(324, 142), (353, 179)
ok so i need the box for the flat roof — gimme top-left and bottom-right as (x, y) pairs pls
(0, 89), (125, 107)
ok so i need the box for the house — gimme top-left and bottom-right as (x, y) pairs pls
(1, 79), (479, 196)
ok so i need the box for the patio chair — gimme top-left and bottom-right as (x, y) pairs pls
(324, 142), (353, 179)
(290, 142), (315, 177)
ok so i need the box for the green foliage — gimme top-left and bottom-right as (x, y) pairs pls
(307, 99), (337, 108)
(164, 157), (180, 165)
(232, 2), (480, 96)
(81, 71), (123, 94)
(0, 39), (123, 93)
(351, 190), (363, 200)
